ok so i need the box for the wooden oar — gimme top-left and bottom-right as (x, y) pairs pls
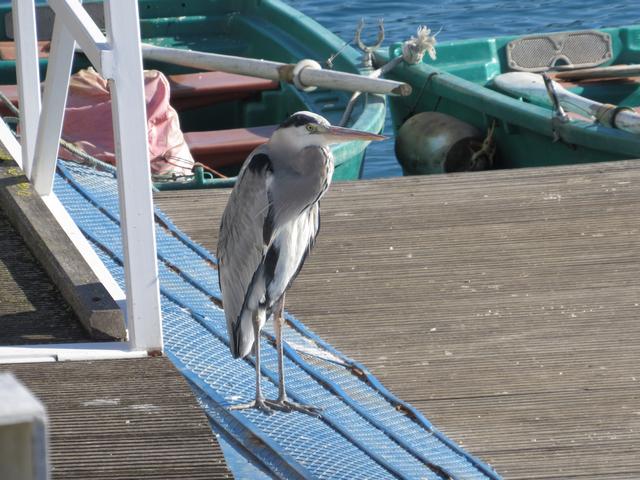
(552, 64), (640, 81)
(493, 71), (640, 134)
(141, 44), (412, 96)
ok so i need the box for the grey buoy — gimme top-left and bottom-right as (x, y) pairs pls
(395, 112), (494, 175)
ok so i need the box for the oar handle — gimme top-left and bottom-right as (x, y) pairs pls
(552, 64), (640, 81)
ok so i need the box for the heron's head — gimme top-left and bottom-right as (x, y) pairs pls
(270, 111), (385, 152)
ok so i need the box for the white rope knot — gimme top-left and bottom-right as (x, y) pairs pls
(402, 26), (437, 64)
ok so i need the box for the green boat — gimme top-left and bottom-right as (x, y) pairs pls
(375, 25), (640, 175)
(0, 0), (386, 188)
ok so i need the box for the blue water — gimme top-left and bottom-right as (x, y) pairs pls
(285, 0), (639, 178)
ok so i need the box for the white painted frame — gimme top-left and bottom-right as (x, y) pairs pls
(0, 0), (163, 362)
(0, 374), (49, 479)
(11, 0), (41, 178)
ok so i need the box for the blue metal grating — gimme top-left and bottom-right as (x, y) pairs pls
(53, 160), (502, 480)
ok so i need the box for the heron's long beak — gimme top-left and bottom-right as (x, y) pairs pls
(324, 125), (386, 144)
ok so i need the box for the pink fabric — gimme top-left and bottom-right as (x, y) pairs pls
(61, 68), (194, 175)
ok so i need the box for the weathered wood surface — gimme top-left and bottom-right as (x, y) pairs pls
(0, 159), (125, 340)
(5, 357), (232, 479)
(156, 160), (640, 480)
(0, 202), (90, 344)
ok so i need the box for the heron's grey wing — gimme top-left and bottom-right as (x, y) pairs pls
(217, 147), (272, 357)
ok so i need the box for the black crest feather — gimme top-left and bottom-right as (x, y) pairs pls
(279, 112), (319, 129)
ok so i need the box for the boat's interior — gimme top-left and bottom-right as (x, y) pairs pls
(0, 0), (369, 180)
(425, 25), (640, 108)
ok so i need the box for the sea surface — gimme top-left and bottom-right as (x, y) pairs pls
(285, 0), (639, 178)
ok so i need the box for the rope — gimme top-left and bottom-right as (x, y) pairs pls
(594, 103), (634, 128)
(401, 26), (437, 65)
(0, 91), (19, 117)
(325, 39), (353, 69)
(59, 140), (117, 175)
(0, 89), (120, 176)
(469, 120), (497, 169)
(195, 162), (228, 179)
(404, 72), (439, 122)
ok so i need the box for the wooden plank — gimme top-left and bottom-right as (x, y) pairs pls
(4, 357), (232, 479)
(184, 125), (275, 168)
(155, 160), (640, 479)
(0, 373), (48, 480)
(0, 40), (50, 60)
(0, 160), (125, 340)
(0, 204), (90, 345)
(168, 71), (278, 110)
(0, 71), (278, 115)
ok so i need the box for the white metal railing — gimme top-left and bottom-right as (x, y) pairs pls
(11, 0), (40, 179)
(0, 0), (163, 361)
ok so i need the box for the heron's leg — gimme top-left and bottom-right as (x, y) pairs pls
(274, 293), (287, 401)
(230, 312), (274, 415)
(264, 294), (321, 416)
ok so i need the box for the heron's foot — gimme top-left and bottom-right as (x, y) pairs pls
(264, 397), (322, 416)
(229, 397), (275, 415)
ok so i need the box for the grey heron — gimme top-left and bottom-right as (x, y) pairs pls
(218, 111), (384, 414)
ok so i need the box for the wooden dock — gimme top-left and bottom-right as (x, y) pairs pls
(7, 357), (232, 479)
(0, 163), (231, 479)
(0, 204), (89, 344)
(156, 160), (640, 480)
(0, 159), (126, 341)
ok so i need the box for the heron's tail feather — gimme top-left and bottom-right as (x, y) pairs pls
(230, 308), (262, 359)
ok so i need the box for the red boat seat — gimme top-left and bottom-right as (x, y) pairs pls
(0, 71), (278, 114)
(0, 60), (279, 169)
(167, 71), (278, 110)
(184, 125), (276, 169)
(0, 40), (50, 60)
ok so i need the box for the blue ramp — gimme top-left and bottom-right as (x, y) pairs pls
(54, 160), (501, 480)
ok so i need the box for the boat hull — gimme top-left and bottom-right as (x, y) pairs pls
(376, 25), (640, 172)
(0, 0), (385, 187)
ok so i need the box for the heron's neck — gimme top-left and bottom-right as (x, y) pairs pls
(268, 142), (331, 176)
(268, 138), (324, 166)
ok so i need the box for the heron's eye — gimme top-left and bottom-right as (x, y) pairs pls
(305, 124), (314, 132)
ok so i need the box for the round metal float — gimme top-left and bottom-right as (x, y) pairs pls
(394, 112), (494, 175)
